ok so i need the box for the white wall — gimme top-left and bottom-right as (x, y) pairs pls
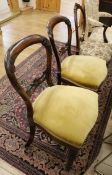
(30, 0), (36, 9)
(18, 0), (36, 9)
(0, 0), (10, 12)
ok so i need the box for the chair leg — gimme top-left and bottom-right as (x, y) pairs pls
(25, 124), (36, 147)
(65, 148), (78, 171)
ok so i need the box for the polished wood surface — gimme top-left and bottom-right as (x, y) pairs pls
(7, 0), (20, 12)
(37, 0), (61, 12)
(47, 15), (72, 85)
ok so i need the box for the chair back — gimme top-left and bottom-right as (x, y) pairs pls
(74, 3), (86, 52)
(84, 0), (99, 20)
(47, 16), (72, 84)
(4, 34), (53, 129)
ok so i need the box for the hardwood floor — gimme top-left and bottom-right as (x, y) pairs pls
(0, 0), (111, 174)
(0, 0), (75, 78)
(0, 158), (25, 175)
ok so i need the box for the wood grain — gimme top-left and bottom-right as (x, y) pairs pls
(37, 0), (61, 12)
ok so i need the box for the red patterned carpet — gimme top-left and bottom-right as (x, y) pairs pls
(0, 42), (112, 175)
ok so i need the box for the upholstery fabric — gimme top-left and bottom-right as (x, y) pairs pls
(89, 27), (112, 44)
(81, 0), (112, 35)
(80, 40), (112, 62)
(84, 0), (112, 23)
(61, 55), (107, 88)
(84, 0), (99, 20)
(99, 12), (112, 18)
(33, 85), (98, 148)
(88, 18), (103, 27)
(78, 2), (112, 63)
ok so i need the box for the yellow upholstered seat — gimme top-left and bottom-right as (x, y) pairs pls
(33, 85), (98, 148)
(61, 55), (107, 88)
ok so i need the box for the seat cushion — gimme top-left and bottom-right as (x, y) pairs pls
(33, 85), (98, 148)
(61, 55), (107, 88)
(80, 40), (112, 62)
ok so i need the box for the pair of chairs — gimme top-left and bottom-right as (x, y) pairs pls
(4, 5), (112, 174)
(4, 34), (100, 172)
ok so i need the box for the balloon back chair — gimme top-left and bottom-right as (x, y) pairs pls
(74, 3), (112, 63)
(4, 34), (101, 171)
(47, 15), (108, 91)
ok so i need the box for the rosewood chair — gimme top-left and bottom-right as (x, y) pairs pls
(4, 34), (100, 171)
(74, 3), (112, 63)
(47, 15), (107, 91)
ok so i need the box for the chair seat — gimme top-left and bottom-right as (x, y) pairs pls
(61, 55), (107, 88)
(80, 40), (112, 62)
(33, 85), (98, 148)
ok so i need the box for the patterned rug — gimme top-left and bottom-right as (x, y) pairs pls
(0, 42), (76, 175)
(0, 41), (112, 175)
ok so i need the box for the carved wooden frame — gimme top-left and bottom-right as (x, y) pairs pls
(4, 34), (79, 171)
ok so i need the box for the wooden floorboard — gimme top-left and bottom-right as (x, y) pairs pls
(0, 0), (111, 174)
